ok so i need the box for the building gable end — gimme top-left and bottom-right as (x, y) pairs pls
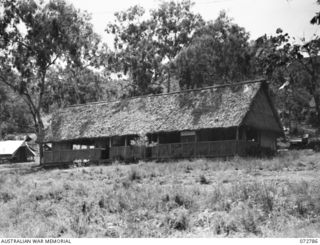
(241, 87), (283, 134)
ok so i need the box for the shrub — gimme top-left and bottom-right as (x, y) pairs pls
(122, 179), (131, 189)
(98, 197), (106, 209)
(240, 209), (261, 235)
(161, 192), (195, 211)
(259, 184), (276, 214)
(173, 193), (194, 209)
(199, 175), (210, 185)
(128, 168), (142, 182)
(166, 208), (189, 231)
(212, 213), (238, 235)
(70, 215), (89, 237)
(0, 191), (15, 203)
(104, 227), (120, 238)
(185, 165), (193, 173)
(294, 196), (311, 217)
(149, 172), (157, 178)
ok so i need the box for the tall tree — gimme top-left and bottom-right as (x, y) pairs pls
(0, 83), (33, 138)
(42, 66), (110, 111)
(106, 5), (161, 96)
(254, 29), (320, 127)
(150, 0), (204, 91)
(106, 1), (204, 95)
(0, 0), (101, 163)
(175, 11), (252, 89)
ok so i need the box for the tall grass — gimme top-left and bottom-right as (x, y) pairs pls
(0, 150), (319, 237)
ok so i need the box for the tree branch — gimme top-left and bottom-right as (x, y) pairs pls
(45, 55), (60, 70)
(0, 72), (39, 121)
(0, 73), (17, 91)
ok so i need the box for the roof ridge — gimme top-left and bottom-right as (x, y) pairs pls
(66, 78), (266, 109)
(0, 140), (25, 142)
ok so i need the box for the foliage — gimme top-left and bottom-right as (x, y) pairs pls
(175, 11), (253, 89)
(0, 0), (319, 142)
(0, 0), (102, 161)
(106, 1), (204, 95)
(149, 0), (204, 91)
(130, 133), (158, 147)
(253, 28), (320, 127)
(106, 5), (163, 96)
(0, 83), (33, 138)
(42, 66), (110, 112)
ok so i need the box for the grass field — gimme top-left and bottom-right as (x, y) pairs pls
(1, 150), (320, 238)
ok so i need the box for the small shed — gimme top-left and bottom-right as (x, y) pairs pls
(4, 133), (38, 152)
(0, 140), (36, 163)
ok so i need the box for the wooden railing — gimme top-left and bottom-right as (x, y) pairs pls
(43, 140), (259, 164)
(43, 148), (105, 165)
(110, 140), (259, 160)
(110, 146), (147, 160)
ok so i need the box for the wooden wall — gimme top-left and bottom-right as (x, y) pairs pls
(94, 139), (108, 148)
(43, 148), (104, 164)
(197, 128), (237, 141)
(243, 89), (282, 133)
(13, 147), (28, 162)
(10, 146), (34, 163)
(46, 124), (278, 164)
(260, 131), (276, 150)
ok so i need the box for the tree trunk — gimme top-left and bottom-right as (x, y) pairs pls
(313, 94), (320, 126)
(167, 66), (171, 93)
(39, 140), (44, 165)
(310, 71), (320, 127)
(35, 113), (45, 165)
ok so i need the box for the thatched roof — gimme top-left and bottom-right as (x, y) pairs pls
(44, 79), (282, 142)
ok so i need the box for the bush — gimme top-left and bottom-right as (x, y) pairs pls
(199, 175), (210, 185)
(0, 191), (15, 203)
(128, 169), (142, 182)
(166, 208), (189, 231)
(185, 165), (193, 173)
(240, 209), (261, 235)
(212, 213), (238, 235)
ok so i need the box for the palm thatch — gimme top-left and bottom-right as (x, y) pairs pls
(44, 79), (281, 142)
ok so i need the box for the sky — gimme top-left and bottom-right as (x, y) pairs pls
(70, 0), (318, 46)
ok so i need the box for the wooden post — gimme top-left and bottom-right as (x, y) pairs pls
(109, 138), (112, 160)
(157, 133), (160, 159)
(124, 136), (127, 160)
(195, 132), (198, 157)
(236, 127), (239, 155)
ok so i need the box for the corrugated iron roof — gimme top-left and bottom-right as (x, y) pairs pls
(0, 140), (25, 156)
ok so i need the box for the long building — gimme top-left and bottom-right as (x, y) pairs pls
(43, 79), (284, 165)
